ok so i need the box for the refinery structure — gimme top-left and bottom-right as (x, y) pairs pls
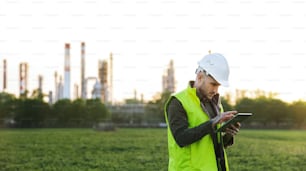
(0, 42), (175, 105)
(53, 42), (114, 104)
(162, 59), (176, 94)
(0, 42), (178, 128)
(1, 42), (115, 105)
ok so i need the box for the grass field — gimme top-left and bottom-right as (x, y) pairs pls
(0, 128), (306, 171)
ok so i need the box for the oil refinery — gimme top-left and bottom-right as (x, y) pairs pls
(0, 42), (176, 105)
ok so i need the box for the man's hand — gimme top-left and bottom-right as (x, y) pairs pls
(211, 111), (237, 127)
(225, 122), (241, 136)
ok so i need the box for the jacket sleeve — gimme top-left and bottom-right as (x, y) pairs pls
(166, 97), (215, 147)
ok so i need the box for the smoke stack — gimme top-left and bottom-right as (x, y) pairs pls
(54, 71), (58, 102)
(58, 75), (64, 100)
(3, 59), (7, 91)
(81, 42), (86, 99)
(134, 89), (137, 101)
(74, 83), (79, 99)
(38, 75), (43, 94)
(19, 62), (28, 96)
(109, 52), (113, 104)
(48, 91), (53, 105)
(141, 93), (144, 103)
(64, 43), (71, 99)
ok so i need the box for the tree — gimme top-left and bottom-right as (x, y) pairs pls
(289, 101), (306, 128)
(86, 99), (110, 123)
(145, 91), (172, 123)
(263, 98), (288, 126)
(51, 99), (72, 127)
(70, 99), (87, 126)
(0, 92), (16, 119)
(13, 98), (50, 128)
(220, 96), (233, 111)
(235, 97), (258, 124)
(235, 96), (289, 128)
(30, 88), (44, 101)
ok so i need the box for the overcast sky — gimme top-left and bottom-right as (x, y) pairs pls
(1, 0), (306, 102)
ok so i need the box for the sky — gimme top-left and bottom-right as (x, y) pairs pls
(1, 0), (306, 103)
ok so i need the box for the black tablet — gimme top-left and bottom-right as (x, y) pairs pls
(217, 113), (253, 132)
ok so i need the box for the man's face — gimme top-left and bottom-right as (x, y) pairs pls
(199, 74), (221, 100)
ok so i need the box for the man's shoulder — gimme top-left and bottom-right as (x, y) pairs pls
(168, 96), (183, 108)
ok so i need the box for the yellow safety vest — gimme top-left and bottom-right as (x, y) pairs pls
(164, 84), (229, 171)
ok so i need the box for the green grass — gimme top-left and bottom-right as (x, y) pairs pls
(0, 128), (306, 171)
(228, 130), (306, 171)
(0, 128), (168, 171)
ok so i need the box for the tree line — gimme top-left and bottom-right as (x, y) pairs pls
(1, 90), (306, 129)
(222, 94), (306, 129)
(0, 92), (110, 128)
(145, 90), (306, 129)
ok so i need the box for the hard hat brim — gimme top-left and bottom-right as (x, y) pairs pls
(220, 80), (229, 87)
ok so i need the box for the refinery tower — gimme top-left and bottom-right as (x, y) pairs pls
(63, 43), (71, 99)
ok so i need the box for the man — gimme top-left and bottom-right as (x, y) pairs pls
(164, 53), (241, 171)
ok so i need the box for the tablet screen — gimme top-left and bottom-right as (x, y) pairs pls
(217, 113), (253, 132)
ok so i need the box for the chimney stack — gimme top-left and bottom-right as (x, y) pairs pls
(3, 59), (7, 91)
(19, 62), (28, 96)
(38, 75), (43, 94)
(81, 42), (86, 99)
(64, 43), (71, 99)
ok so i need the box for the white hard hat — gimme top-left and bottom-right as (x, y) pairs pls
(197, 53), (230, 87)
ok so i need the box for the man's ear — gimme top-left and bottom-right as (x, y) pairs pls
(197, 72), (205, 81)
